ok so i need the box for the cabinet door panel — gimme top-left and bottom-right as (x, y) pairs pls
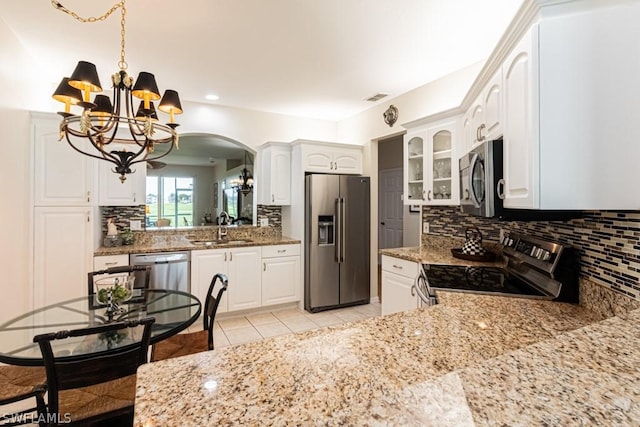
(33, 207), (93, 308)
(503, 27), (537, 208)
(33, 118), (95, 206)
(304, 149), (333, 173)
(99, 155), (146, 206)
(227, 248), (261, 311)
(191, 250), (228, 313)
(483, 73), (502, 139)
(381, 270), (418, 316)
(333, 148), (362, 174)
(270, 149), (291, 205)
(262, 256), (300, 306)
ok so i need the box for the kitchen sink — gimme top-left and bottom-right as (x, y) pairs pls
(190, 240), (221, 246)
(190, 239), (252, 246)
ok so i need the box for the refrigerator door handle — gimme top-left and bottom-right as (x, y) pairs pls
(335, 198), (341, 263)
(340, 197), (346, 263)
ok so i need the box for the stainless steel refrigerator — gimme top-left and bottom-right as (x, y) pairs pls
(305, 174), (370, 312)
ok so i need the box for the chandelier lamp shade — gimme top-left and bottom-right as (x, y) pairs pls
(50, 0), (182, 183)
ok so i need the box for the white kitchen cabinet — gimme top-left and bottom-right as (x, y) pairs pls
(498, 4), (640, 210)
(93, 254), (129, 270)
(258, 142), (291, 205)
(191, 249), (229, 314)
(98, 152), (146, 206)
(33, 207), (95, 308)
(404, 118), (459, 206)
(191, 246), (261, 313)
(502, 25), (537, 209)
(462, 70), (502, 154)
(297, 141), (363, 174)
(261, 244), (300, 306)
(32, 113), (97, 207)
(381, 255), (420, 316)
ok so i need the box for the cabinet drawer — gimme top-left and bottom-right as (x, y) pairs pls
(94, 254), (129, 270)
(262, 244), (300, 258)
(381, 255), (418, 279)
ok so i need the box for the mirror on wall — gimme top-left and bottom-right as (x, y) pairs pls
(145, 133), (256, 228)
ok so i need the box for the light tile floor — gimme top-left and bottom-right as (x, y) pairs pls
(190, 302), (382, 348)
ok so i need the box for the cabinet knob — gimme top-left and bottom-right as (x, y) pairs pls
(87, 191), (91, 203)
(427, 190), (432, 201)
(464, 189), (470, 200)
(411, 285), (416, 297)
(272, 194), (275, 203)
(133, 193), (136, 203)
(263, 262), (266, 271)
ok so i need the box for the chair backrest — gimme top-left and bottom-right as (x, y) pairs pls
(157, 218), (171, 227)
(203, 273), (229, 350)
(87, 265), (151, 296)
(33, 317), (155, 420)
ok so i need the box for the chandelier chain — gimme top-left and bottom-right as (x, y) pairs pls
(51, 0), (128, 70)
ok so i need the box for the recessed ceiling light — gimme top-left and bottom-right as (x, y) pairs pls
(205, 94), (219, 101)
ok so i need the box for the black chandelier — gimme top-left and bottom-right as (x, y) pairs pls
(230, 151), (254, 195)
(50, 0), (182, 183)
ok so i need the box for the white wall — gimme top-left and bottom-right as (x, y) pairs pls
(0, 17), (44, 322)
(337, 62), (482, 144)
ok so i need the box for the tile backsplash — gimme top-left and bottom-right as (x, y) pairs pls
(422, 207), (640, 301)
(100, 204), (282, 233)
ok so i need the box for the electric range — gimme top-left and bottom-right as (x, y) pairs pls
(414, 232), (579, 305)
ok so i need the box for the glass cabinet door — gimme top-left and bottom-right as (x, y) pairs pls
(407, 136), (424, 202)
(430, 130), (452, 202)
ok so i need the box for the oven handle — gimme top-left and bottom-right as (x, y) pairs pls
(414, 269), (436, 305)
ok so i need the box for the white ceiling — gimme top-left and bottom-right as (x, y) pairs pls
(1, 0), (522, 122)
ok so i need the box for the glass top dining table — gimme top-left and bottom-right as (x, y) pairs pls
(0, 289), (201, 366)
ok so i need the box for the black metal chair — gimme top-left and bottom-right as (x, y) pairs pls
(0, 366), (46, 426)
(151, 273), (228, 362)
(33, 317), (155, 426)
(87, 265), (151, 297)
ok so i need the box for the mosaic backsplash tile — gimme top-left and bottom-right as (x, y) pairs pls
(101, 205), (146, 233)
(257, 204), (282, 228)
(421, 207), (640, 301)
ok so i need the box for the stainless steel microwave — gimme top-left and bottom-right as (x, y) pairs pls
(459, 139), (503, 217)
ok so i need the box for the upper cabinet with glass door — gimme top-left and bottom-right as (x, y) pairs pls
(403, 118), (460, 206)
(405, 134), (425, 204)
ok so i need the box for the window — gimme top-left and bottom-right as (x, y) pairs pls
(146, 176), (194, 227)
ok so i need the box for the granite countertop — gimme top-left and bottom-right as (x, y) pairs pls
(380, 235), (505, 268)
(131, 293), (638, 426)
(94, 235), (300, 256)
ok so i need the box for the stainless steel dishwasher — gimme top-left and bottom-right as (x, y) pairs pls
(130, 252), (190, 292)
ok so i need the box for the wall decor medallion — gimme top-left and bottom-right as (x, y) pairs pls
(383, 104), (399, 127)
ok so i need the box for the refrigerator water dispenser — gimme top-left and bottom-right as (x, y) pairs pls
(318, 215), (334, 245)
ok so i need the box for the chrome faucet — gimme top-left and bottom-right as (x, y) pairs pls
(218, 225), (228, 241)
(218, 211), (230, 225)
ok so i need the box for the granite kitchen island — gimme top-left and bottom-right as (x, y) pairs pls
(134, 293), (639, 426)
